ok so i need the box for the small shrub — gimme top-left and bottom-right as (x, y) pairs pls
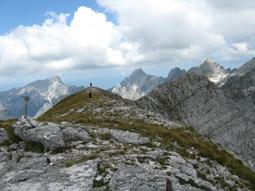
(65, 153), (98, 167)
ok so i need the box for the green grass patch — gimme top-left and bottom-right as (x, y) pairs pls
(24, 141), (44, 153)
(65, 153), (98, 167)
(98, 133), (112, 141)
(41, 114), (255, 189)
(39, 88), (255, 190)
(0, 119), (20, 145)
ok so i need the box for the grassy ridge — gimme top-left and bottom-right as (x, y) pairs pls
(39, 88), (255, 189)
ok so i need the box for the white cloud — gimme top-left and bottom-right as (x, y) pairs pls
(98, 0), (255, 65)
(1, 1), (255, 79)
(233, 43), (248, 52)
(0, 6), (141, 76)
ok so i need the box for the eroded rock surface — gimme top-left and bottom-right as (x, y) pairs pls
(0, 119), (252, 190)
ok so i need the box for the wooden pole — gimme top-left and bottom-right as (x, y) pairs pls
(23, 96), (30, 119)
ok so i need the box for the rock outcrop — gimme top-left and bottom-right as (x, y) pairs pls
(137, 73), (255, 171)
(12, 118), (90, 151)
(13, 119), (65, 151)
(1, 120), (251, 190)
(188, 58), (228, 83)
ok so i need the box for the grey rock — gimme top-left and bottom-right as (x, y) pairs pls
(137, 73), (255, 171)
(0, 160), (98, 191)
(193, 179), (217, 191)
(188, 58), (228, 83)
(13, 119), (64, 151)
(167, 67), (186, 82)
(61, 127), (90, 142)
(181, 166), (197, 178)
(109, 165), (167, 191)
(110, 129), (149, 145)
(7, 169), (45, 183)
(175, 172), (190, 182)
(15, 156), (48, 171)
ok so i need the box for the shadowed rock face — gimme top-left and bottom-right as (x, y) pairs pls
(166, 67), (186, 82)
(137, 73), (255, 171)
(222, 66), (255, 104)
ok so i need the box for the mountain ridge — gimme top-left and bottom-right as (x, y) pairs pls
(0, 75), (83, 120)
(137, 72), (255, 172)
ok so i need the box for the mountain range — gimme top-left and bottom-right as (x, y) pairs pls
(0, 58), (251, 119)
(1, 57), (255, 190)
(0, 76), (82, 120)
(137, 57), (255, 171)
(111, 58), (231, 100)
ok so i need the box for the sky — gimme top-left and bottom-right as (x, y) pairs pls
(0, 0), (255, 90)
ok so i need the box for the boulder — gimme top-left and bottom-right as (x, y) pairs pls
(109, 165), (167, 191)
(0, 160), (98, 191)
(61, 127), (90, 142)
(13, 120), (64, 151)
(109, 129), (149, 145)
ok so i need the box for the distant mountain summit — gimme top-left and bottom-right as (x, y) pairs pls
(112, 59), (230, 101)
(188, 58), (228, 83)
(0, 75), (82, 119)
(166, 67), (186, 82)
(222, 58), (255, 103)
(112, 68), (165, 100)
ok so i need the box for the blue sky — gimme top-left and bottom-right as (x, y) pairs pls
(0, 0), (254, 90)
(0, 0), (109, 34)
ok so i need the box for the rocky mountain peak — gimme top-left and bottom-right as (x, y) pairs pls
(200, 58), (225, 72)
(131, 68), (146, 76)
(188, 58), (228, 83)
(49, 75), (63, 84)
(167, 67), (186, 82)
(0, 76), (82, 120)
(203, 58), (216, 65)
(112, 68), (165, 100)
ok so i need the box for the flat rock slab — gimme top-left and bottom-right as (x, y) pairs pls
(109, 165), (167, 191)
(0, 160), (98, 191)
(109, 129), (150, 145)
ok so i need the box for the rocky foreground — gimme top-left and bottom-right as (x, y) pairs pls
(0, 118), (253, 191)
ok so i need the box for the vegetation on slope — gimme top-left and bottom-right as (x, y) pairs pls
(38, 87), (255, 189)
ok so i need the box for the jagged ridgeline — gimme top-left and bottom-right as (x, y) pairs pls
(38, 87), (255, 190)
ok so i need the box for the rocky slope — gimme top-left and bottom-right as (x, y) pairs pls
(0, 76), (82, 120)
(222, 65), (255, 104)
(1, 87), (254, 190)
(137, 73), (255, 173)
(188, 58), (229, 83)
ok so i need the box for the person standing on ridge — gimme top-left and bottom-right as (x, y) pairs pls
(89, 82), (92, 98)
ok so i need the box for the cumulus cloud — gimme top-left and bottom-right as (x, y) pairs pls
(0, 6), (141, 76)
(98, 0), (255, 64)
(1, 1), (255, 78)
